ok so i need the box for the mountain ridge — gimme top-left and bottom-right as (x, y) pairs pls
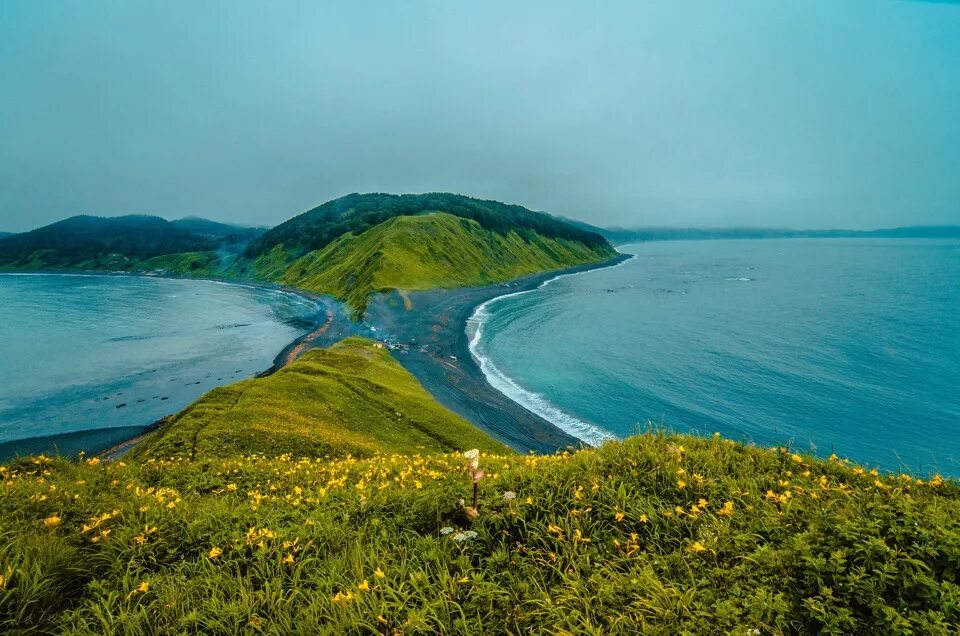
(0, 194), (617, 317)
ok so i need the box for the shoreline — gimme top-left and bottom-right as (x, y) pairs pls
(0, 272), (347, 461)
(1, 256), (627, 459)
(466, 253), (636, 446)
(363, 254), (630, 453)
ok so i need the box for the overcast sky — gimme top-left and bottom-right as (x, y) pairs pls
(1, 1), (958, 232)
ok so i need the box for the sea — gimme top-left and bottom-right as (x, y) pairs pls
(0, 274), (320, 459)
(469, 239), (960, 475)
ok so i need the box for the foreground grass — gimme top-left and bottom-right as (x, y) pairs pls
(1, 432), (958, 634)
(132, 337), (508, 461)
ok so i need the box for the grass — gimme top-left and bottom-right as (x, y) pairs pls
(131, 337), (509, 461)
(136, 251), (224, 276)
(274, 213), (615, 318)
(1, 431), (958, 634)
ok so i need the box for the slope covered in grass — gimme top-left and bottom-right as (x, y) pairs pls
(1, 432), (958, 634)
(132, 337), (509, 461)
(247, 192), (611, 258)
(275, 213), (615, 317)
(0, 194), (616, 318)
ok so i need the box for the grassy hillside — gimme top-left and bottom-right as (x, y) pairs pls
(272, 213), (615, 317)
(136, 251), (226, 276)
(247, 192), (610, 258)
(1, 195), (616, 317)
(132, 337), (509, 461)
(1, 431), (957, 634)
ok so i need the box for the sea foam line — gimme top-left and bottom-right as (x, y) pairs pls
(467, 255), (636, 447)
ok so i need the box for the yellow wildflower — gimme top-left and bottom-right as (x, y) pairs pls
(614, 511), (625, 522)
(374, 567), (386, 579)
(331, 590), (354, 604)
(42, 515), (61, 527)
(689, 541), (706, 553)
(639, 514), (649, 523)
(791, 454), (803, 463)
(676, 479), (686, 489)
(126, 581), (150, 600)
(283, 553), (295, 564)
(226, 483), (238, 492)
(208, 546), (223, 560)
(718, 501), (735, 517)
(357, 579), (370, 592)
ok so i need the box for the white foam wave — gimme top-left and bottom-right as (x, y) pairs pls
(467, 256), (635, 446)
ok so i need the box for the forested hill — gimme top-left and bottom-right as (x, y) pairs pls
(247, 192), (610, 258)
(170, 217), (266, 242)
(0, 215), (216, 269)
(0, 195), (618, 316)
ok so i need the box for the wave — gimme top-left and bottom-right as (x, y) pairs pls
(467, 257), (635, 446)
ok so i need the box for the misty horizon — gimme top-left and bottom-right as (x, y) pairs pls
(2, 1), (959, 232)
(4, 194), (960, 237)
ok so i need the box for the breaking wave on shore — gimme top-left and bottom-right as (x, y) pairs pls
(466, 258), (634, 447)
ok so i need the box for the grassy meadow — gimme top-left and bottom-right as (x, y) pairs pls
(131, 337), (508, 461)
(1, 428), (958, 634)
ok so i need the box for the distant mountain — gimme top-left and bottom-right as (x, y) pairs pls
(557, 217), (647, 245)
(171, 216), (266, 242)
(0, 215), (216, 270)
(577, 224), (960, 245)
(0, 232), (12, 240)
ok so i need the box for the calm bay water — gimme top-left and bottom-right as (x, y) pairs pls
(470, 239), (960, 475)
(0, 274), (320, 457)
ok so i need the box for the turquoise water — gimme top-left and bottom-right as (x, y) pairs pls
(470, 239), (960, 475)
(0, 274), (320, 457)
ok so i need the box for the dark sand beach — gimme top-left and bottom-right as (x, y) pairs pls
(363, 255), (630, 453)
(5, 258), (625, 460)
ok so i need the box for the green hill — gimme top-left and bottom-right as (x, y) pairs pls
(268, 212), (615, 317)
(2, 429), (957, 634)
(0, 195), (616, 316)
(0, 215), (217, 270)
(132, 337), (509, 461)
(247, 192), (611, 258)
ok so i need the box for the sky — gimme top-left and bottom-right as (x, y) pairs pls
(1, 0), (958, 232)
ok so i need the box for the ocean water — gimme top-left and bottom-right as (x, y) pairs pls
(469, 239), (960, 475)
(0, 274), (320, 457)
